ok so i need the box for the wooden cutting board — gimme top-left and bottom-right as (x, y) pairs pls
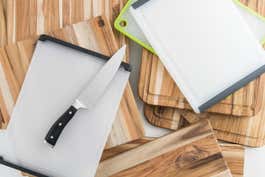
(144, 103), (265, 147)
(96, 120), (232, 177)
(138, 0), (265, 117)
(0, 16), (144, 149)
(100, 138), (245, 177)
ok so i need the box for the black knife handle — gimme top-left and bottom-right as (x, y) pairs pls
(45, 106), (78, 146)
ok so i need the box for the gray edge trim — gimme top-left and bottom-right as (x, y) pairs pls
(198, 64), (265, 112)
(132, 0), (151, 9)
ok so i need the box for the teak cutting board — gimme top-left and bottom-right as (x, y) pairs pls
(0, 16), (144, 149)
(138, 0), (265, 117)
(100, 138), (245, 177)
(139, 48), (265, 117)
(144, 103), (265, 147)
(96, 120), (232, 177)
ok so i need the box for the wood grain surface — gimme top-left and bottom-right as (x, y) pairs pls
(144, 102), (265, 147)
(96, 120), (232, 177)
(138, 0), (265, 117)
(100, 139), (245, 177)
(220, 143), (245, 177)
(0, 16), (144, 149)
(1, 0), (128, 47)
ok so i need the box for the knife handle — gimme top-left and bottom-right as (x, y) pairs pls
(45, 106), (78, 146)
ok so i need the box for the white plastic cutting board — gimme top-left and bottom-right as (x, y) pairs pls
(115, 0), (265, 52)
(5, 39), (130, 177)
(0, 131), (22, 177)
(130, 0), (265, 113)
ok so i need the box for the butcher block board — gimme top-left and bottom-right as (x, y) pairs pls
(0, 16), (144, 149)
(139, 48), (265, 117)
(100, 138), (245, 177)
(144, 102), (265, 147)
(96, 120), (232, 177)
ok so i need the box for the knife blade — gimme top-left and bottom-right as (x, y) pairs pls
(45, 46), (127, 146)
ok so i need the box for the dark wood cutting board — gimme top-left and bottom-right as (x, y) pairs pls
(96, 120), (232, 177)
(100, 138), (245, 177)
(138, 0), (265, 117)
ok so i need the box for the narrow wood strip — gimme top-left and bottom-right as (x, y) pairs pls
(221, 143), (245, 177)
(0, 0), (7, 46)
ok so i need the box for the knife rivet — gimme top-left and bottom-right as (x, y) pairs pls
(50, 136), (54, 139)
(59, 123), (62, 126)
(69, 111), (72, 115)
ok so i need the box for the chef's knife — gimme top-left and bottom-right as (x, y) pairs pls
(45, 46), (127, 146)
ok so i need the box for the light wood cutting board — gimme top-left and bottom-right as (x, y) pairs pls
(100, 138), (245, 177)
(96, 120), (232, 177)
(138, 0), (265, 117)
(0, 16), (144, 149)
(1, 0), (127, 48)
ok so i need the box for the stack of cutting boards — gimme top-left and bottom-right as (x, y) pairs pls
(139, 0), (265, 148)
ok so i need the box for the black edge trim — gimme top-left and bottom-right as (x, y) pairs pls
(132, 0), (151, 9)
(199, 64), (265, 112)
(38, 35), (131, 72)
(0, 156), (49, 177)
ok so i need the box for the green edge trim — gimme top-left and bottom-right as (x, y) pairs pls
(114, 0), (156, 54)
(233, 0), (265, 45)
